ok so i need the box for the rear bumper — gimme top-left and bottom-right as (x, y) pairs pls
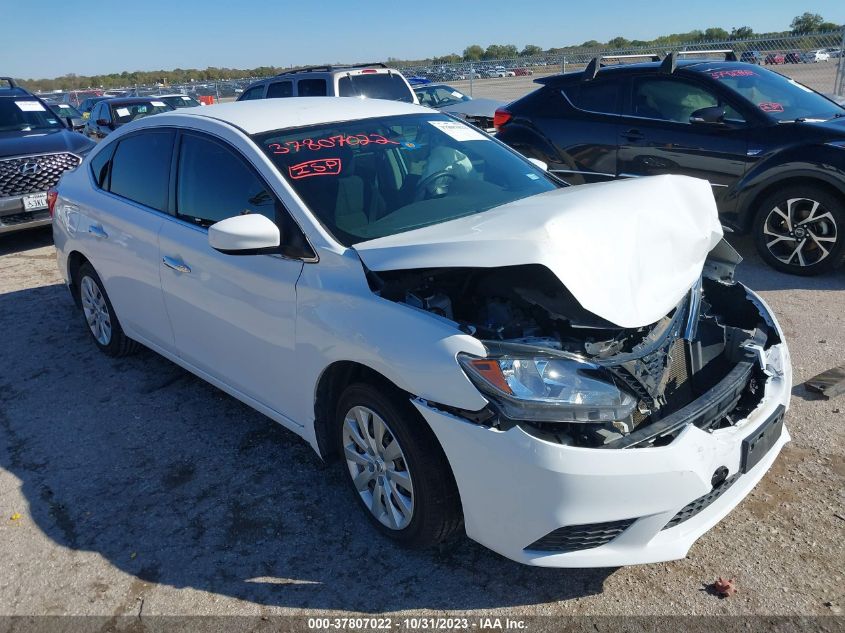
(418, 340), (791, 567)
(0, 194), (51, 235)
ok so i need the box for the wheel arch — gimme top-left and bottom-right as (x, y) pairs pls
(66, 250), (91, 308)
(737, 174), (845, 233)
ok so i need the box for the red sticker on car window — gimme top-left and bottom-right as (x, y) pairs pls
(758, 102), (784, 113)
(288, 158), (342, 180)
(711, 69), (757, 79)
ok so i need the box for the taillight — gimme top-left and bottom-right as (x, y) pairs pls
(47, 187), (58, 218)
(493, 108), (512, 130)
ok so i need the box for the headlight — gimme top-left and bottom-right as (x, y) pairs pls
(458, 353), (637, 423)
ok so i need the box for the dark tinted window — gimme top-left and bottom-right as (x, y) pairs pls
(89, 143), (115, 188)
(337, 73), (414, 103)
(240, 85), (265, 101)
(631, 76), (746, 123)
(109, 131), (174, 211)
(297, 79), (327, 97)
(176, 134), (274, 225)
(267, 81), (293, 98)
(562, 81), (619, 114)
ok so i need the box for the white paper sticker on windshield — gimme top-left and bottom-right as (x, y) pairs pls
(451, 91), (464, 98)
(16, 101), (46, 112)
(181, 96), (192, 101)
(57, 104), (71, 109)
(151, 101), (166, 107)
(428, 120), (487, 141)
(116, 107), (130, 117)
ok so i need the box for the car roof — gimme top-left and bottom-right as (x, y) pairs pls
(536, 60), (762, 84)
(154, 97), (429, 135)
(102, 97), (172, 105)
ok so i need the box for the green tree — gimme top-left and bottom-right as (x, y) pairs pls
(790, 12), (824, 33)
(607, 36), (629, 49)
(703, 27), (730, 40)
(520, 44), (544, 57)
(819, 21), (840, 30)
(581, 40), (601, 48)
(730, 26), (754, 39)
(463, 44), (484, 61)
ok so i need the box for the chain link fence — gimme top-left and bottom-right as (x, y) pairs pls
(395, 29), (845, 104)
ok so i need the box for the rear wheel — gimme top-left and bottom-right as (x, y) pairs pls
(752, 186), (845, 275)
(335, 382), (462, 547)
(77, 263), (138, 356)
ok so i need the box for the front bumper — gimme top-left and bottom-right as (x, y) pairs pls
(0, 194), (51, 235)
(417, 341), (791, 567)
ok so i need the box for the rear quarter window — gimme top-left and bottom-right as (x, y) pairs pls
(561, 81), (620, 115)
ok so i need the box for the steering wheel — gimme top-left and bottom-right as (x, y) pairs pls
(414, 170), (458, 201)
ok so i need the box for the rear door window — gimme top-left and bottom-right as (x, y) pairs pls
(240, 85), (265, 101)
(562, 81), (620, 114)
(267, 81), (293, 98)
(108, 130), (174, 211)
(297, 79), (327, 97)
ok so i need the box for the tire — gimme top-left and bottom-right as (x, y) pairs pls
(77, 263), (138, 356)
(335, 382), (463, 547)
(752, 185), (845, 276)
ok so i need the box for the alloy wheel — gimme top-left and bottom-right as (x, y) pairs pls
(80, 276), (112, 346)
(342, 405), (414, 530)
(763, 197), (838, 268)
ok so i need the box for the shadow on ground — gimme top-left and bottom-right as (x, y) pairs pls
(0, 283), (614, 612)
(0, 226), (53, 256)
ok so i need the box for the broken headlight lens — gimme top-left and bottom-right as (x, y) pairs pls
(458, 353), (637, 423)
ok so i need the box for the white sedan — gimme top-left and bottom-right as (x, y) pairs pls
(51, 98), (791, 567)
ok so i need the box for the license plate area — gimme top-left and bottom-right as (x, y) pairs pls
(23, 193), (48, 211)
(741, 405), (785, 473)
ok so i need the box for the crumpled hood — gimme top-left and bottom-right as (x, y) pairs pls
(353, 175), (723, 328)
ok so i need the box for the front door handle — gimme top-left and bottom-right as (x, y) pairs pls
(162, 256), (191, 274)
(88, 224), (108, 239)
(622, 128), (645, 141)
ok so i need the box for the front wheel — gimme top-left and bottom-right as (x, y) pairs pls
(752, 186), (845, 275)
(335, 383), (462, 547)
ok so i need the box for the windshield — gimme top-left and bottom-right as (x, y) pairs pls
(254, 113), (557, 246)
(708, 67), (844, 121)
(49, 103), (83, 118)
(414, 85), (472, 108)
(337, 73), (414, 103)
(0, 99), (64, 132)
(110, 101), (173, 125)
(161, 95), (201, 109)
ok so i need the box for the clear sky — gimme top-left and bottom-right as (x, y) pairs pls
(2, 0), (843, 78)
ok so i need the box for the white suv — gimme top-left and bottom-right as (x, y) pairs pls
(51, 98), (791, 567)
(237, 63), (417, 104)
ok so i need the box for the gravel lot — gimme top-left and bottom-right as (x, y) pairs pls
(1, 218), (844, 619)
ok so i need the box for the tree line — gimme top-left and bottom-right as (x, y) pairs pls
(17, 12), (842, 92)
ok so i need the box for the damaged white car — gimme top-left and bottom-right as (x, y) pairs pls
(52, 98), (791, 567)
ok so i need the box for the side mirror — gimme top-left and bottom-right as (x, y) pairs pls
(527, 157), (548, 171)
(208, 214), (280, 255)
(689, 106), (726, 125)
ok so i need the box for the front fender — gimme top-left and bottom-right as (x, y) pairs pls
(290, 248), (488, 438)
(732, 144), (845, 231)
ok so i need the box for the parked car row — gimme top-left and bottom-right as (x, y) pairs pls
(741, 49), (834, 65)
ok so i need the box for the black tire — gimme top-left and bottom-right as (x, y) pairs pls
(335, 382), (463, 548)
(752, 185), (845, 276)
(77, 262), (138, 357)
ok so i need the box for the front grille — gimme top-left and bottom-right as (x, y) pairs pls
(525, 518), (636, 552)
(662, 473), (740, 530)
(0, 153), (81, 197)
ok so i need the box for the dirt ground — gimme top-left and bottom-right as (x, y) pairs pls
(0, 226), (844, 620)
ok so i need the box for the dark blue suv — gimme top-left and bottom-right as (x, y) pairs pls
(495, 54), (845, 275)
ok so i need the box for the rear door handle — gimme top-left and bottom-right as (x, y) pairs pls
(88, 224), (108, 239)
(162, 256), (191, 274)
(622, 129), (645, 141)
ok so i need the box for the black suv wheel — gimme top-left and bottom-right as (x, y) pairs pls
(753, 185), (845, 276)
